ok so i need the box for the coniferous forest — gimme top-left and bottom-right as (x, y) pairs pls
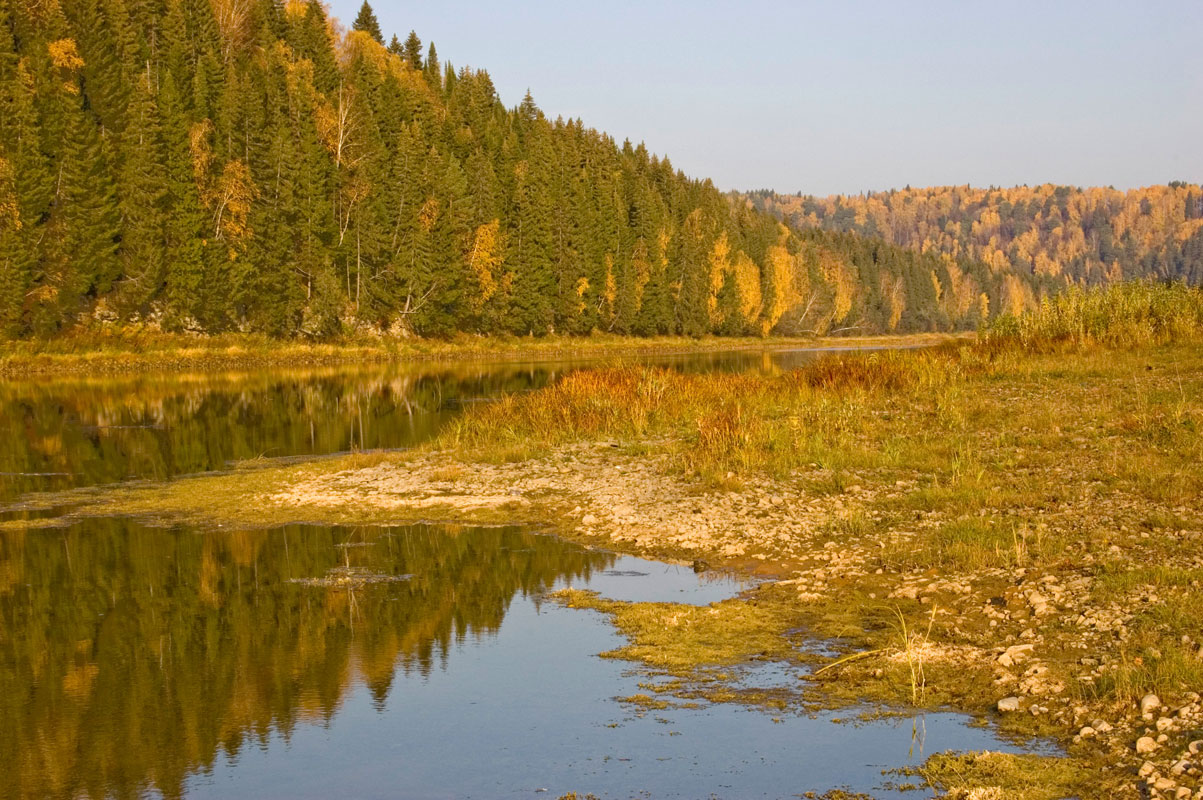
(0, 0), (1197, 341)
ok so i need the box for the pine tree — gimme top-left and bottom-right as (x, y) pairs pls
(36, 60), (122, 331)
(0, 155), (24, 336)
(506, 126), (555, 334)
(0, 24), (53, 335)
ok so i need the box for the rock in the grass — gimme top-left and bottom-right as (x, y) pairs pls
(1136, 736), (1159, 754)
(581, 514), (598, 526)
(1079, 725), (1097, 739)
(1189, 739), (1203, 755)
(997, 696), (1020, 713)
(1152, 776), (1176, 792)
(1092, 719), (1114, 733)
(1156, 716), (1175, 732)
(1141, 693), (1162, 716)
(998, 643), (1034, 667)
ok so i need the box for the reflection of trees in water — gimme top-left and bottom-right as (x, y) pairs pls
(0, 519), (613, 800)
(0, 364), (559, 500)
(0, 352), (798, 501)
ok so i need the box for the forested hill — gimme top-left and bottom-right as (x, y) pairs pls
(748, 184), (1203, 290)
(2, 0), (1053, 340)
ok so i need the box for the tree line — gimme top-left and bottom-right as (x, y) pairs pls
(1, 0), (1058, 340)
(748, 183), (1203, 293)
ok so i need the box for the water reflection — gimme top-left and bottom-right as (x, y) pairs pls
(0, 346), (876, 503)
(0, 520), (613, 800)
(0, 518), (1035, 799)
(0, 365), (556, 502)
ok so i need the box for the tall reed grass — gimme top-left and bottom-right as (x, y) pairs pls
(984, 281), (1203, 352)
(440, 347), (966, 476)
(441, 281), (1203, 478)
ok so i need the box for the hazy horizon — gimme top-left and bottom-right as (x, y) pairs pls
(330, 0), (1203, 196)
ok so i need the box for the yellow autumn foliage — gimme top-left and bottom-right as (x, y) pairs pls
(47, 39), (84, 70)
(467, 220), (504, 309)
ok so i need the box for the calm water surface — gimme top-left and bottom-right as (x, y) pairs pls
(0, 346), (1038, 799)
(1, 520), (1030, 800)
(0, 346), (911, 502)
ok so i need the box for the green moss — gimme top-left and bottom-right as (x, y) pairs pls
(912, 751), (1101, 800)
(551, 588), (804, 674)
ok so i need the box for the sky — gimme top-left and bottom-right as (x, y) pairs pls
(327, 0), (1203, 197)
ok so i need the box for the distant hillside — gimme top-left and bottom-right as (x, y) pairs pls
(1, 0), (1053, 340)
(748, 184), (1203, 290)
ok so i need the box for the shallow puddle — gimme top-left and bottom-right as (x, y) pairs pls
(0, 518), (1039, 799)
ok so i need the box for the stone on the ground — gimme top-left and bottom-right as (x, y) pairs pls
(1141, 693), (1162, 716)
(1136, 736), (1159, 754)
(997, 696), (1020, 713)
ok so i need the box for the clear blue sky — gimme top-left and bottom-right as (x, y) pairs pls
(328, 0), (1203, 196)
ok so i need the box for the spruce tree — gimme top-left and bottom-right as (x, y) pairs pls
(402, 31), (423, 69)
(352, 2), (383, 45)
(0, 0), (1065, 340)
(158, 72), (208, 327)
(423, 42), (440, 90)
(114, 70), (169, 314)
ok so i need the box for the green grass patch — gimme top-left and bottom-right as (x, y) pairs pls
(911, 751), (1098, 800)
(551, 588), (804, 674)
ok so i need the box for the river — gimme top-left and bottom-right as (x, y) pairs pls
(0, 346), (1036, 799)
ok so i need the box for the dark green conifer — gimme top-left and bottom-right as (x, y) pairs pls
(403, 31), (423, 69)
(114, 71), (169, 314)
(352, 2), (383, 45)
(158, 72), (208, 327)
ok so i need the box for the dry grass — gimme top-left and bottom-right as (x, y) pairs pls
(984, 281), (1203, 352)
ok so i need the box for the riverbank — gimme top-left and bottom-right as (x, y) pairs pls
(0, 329), (957, 375)
(13, 335), (1202, 798)
(9, 285), (1203, 798)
